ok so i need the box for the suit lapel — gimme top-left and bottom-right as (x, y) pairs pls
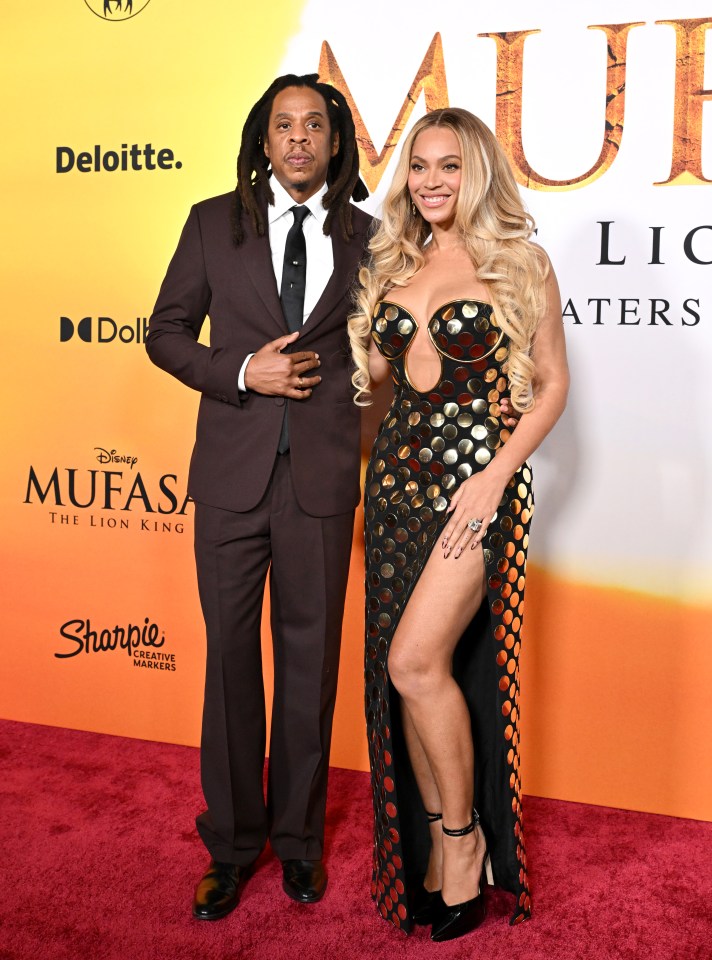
(237, 202), (288, 335)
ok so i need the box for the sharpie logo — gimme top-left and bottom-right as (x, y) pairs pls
(55, 617), (164, 659)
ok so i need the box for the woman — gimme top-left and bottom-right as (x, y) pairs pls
(348, 108), (568, 941)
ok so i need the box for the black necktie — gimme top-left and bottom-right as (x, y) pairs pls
(277, 205), (309, 453)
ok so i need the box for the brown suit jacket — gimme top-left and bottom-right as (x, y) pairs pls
(147, 192), (373, 517)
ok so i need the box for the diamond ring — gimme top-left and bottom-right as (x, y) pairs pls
(467, 518), (483, 533)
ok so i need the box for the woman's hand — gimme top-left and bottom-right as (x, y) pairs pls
(499, 396), (521, 429)
(441, 469), (507, 559)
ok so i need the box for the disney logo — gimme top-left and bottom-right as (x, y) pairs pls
(94, 448), (138, 469)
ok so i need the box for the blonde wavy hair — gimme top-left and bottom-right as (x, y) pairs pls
(348, 108), (548, 410)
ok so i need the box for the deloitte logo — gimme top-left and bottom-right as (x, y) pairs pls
(83, 1), (152, 20)
(60, 316), (149, 345)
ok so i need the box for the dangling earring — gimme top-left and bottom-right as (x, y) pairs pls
(411, 199), (417, 216)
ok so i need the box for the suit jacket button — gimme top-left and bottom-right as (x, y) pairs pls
(275, 397), (285, 406)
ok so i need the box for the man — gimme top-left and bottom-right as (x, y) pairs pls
(146, 74), (371, 919)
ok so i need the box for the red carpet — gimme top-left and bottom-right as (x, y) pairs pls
(0, 719), (708, 960)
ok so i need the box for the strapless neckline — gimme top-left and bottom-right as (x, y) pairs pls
(378, 297), (494, 328)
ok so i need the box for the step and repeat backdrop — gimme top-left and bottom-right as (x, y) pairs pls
(1, 1), (710, 821)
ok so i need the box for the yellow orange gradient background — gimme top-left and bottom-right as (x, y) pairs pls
(0, 1), (710, 824)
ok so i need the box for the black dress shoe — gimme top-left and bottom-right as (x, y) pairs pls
(192, 859), (252, 920)
(281, 859), (327, 903)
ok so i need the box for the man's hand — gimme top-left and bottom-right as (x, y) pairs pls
(244, 331), (321, 398)
(500, 397), (522, 429)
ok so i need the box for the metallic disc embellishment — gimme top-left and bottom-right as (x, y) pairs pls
(398, 318), (414, 335)
(384, 305), (399, 322)
(475, 447), (492, 465)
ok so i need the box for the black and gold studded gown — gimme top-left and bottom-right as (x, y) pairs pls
(364, 298), (533, 933)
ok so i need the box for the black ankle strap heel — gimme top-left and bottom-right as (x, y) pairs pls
(441, 807), (480, 837)
(431, 808), (487, 942)
(425, 809), (443, 823)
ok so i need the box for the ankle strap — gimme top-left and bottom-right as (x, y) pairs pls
(425, 809), (443, 823)
(442, 807), (480, 837)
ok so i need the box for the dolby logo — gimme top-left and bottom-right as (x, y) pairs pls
(60, 316), (149, 344)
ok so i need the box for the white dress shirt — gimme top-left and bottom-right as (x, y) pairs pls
(238, 178), (334, 391)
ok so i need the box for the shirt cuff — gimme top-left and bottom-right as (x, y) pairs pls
(238, 353), (255, 393)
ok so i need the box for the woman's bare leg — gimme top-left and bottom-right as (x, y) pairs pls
(388, 542), (488, 905)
